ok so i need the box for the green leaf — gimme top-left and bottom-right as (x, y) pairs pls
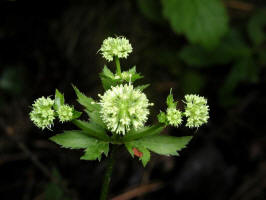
(157, 111), (167, 124)
(179, 30), (251, 67)
(72, 110), (82, 120)
(50, 130), (99, 149)
(85, 109), (106, 128)
(81, 141), (109, 161)
(125, 142), (151, 167)
(99, 66), (119, 90)
(162, 0), (228, 48)
(72, 119), (110, 141)
(72, 85), (100, 111)
(102, 65), (115, 79)
(123, 124), (164, 142)
(166, 89), (176, 108)
(247, 9), (266, 46)
(135, 84), (150, 91)
(54, 89), (65, 111)
(133, 135), (192, 156)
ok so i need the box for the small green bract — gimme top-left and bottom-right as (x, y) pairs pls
(57, 104), (74, 123)
(99, 37), (133, 62)
(29, 97), (55, 130)
(98, 84), (153, 135)
(184, 94), (210, 128)
(166, 107), (182, 127)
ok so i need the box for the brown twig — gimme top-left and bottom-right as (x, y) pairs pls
(111, 182), (163, 200)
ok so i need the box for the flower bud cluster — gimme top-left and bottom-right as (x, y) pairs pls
(184, 94), (209, 128)
(30, 97), (75, 129)
(99, 84), (153, 135)
(99, 37), (133, 62)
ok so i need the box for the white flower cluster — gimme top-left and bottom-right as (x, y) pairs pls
(99, 84), (153, 135)
(99, 37), (133, 62)
(57, 104), (74, 123)
(30, 97), (55, 130)
(166, 107), (182, 127)
(184, 94), (209, 128)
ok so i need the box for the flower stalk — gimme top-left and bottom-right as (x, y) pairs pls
(115, 56), (121, 75)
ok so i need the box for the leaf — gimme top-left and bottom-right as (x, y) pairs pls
(157, 111), (167, 124)
(85, 109), (106, 128)
(125, 143), (151, 167)
(72, 119), (110, 141)
(50, 130), (99, 149)
(123, 124), (164, 142)
(72, 85), (100, 111)
(54, 89), (65, 111)
(179, 29), (251, 67)
(72, 110), (82, 120)
(135, 84), (150, 91)
(99, 66), (119, 90)
(81, 141), (109, 161)
(102, 65), (115, 79)
(247, 9), (266, 46)
(135, 135), (193, 156)
(166, 89), (176, 108)
(162, 0), (228, 48)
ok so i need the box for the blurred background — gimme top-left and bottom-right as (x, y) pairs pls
(1, 0), (266, 199)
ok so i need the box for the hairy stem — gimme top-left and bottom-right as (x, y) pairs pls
(115, 56), (121, 75)
(99, 145), (117, 200)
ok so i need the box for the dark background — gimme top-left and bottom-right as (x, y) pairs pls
(1, 0), (266, 199)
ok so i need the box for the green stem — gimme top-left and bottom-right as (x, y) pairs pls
(99, 145), (117, 200)
(115, 56), (121, 75)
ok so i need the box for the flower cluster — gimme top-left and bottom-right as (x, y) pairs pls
(99, 37), (133, 62)
(30, 96), (75, 129)
(98, 84), (153, 135)
(166, 107), (182, 127)
(57, 104), (74, 123)
(184, 94), (209, 128)
(30, 97), (55, 130)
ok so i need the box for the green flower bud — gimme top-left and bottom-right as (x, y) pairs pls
(99, 37), (133, 62)
(184, 94), (209, 128)
(57, 104), (74, 123)
(166, 107), (182, 127)
(29, 97), (55, 130)
(99, 84), (153, 135)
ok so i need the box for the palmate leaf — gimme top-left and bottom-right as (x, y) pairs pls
(123, 124), (164, 142)
(162, 0), (228, 48)
(50, 130), (109, 161)
(72, 119), (110, 141)
(72, 85), (100, 112)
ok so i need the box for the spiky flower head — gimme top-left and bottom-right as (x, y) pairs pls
(99, 84), (153, 135)
(166, 107), (182, 127)
(99, 36), (133, 62)
(29, 97), (55, 130)
(57, 104), (74, 123)
(184, 94), (209, 128)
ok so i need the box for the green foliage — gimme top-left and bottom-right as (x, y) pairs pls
(125, 142), (150, 166)
(162, 0), (228, 48)
(81, 142), (109, 161)
(72, 120), (109, 141)
(125, 135), (192, 166)
(166, 89), (176, 108)
(122, 124), (164, 142)
(72, 85), (100, 111)
(54, 89), (65, 111)
(247, 9), (266, 46)
(137, 0), (164, 23)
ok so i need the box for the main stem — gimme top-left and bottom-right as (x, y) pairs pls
(99, 145), (116, 200)
(115, 56), (121, 75)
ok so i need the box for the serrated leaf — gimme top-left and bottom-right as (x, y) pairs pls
(102, 65), (115, 79)
(54, 89), (65, 111)
(50, 130), (98, 149)
(85, 109), (106, 128)
(135, 84), (150, 91)
(81, 141), (109, 161)
(72, 110), (82, 120)
(72, 119), (110, 141)
(123, 124), (164, 142)
(100, 76), (116, 90)
(162, 0), (228, 48)
(136, 135), (192, 156)
(125, 143), (150, 167)
(72, 85), (100, 111)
